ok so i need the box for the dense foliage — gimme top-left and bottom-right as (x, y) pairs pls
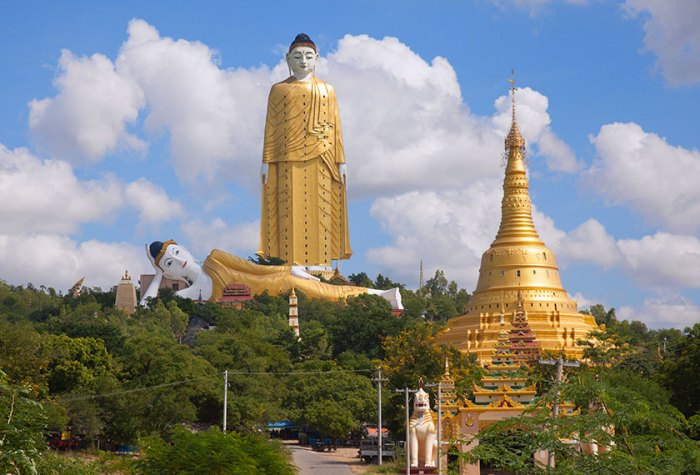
(0, 270), (471, 470)
(1, 277), (699, 473)
(462, 367), (700, 474)
(134, 427), (293, 474)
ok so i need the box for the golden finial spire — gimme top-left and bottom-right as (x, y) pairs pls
(505, 69), (526, 150)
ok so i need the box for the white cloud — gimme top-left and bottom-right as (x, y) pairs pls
(125, 179), (184, 227)
(365, 182), (700, 294)
(0, 145), (181, 234)
(116, 19), (279, 186)
(29, 50), (145, 162)
(180, 218), (259, 259)
(618, 232), (700, 289)
(555, 219), (622, 268)
(329, 45), (578, 196)
(537, 130), (581, 173)
(492, 88), (582, 174)
(571, 292), (601, 311)
(0, 234), (144, 292)
(624, 0), (700, 86)
(366, 183), (502, 288)
(587, 122), (700, 233)
(0, 145), (122, 233)
(618, 295), (700, 329)
(29, 23), (575, 197)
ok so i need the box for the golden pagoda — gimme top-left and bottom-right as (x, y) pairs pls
(438, 80), (597, 363)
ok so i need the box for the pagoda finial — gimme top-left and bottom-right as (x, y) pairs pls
(444, 357), (451, 377)
(517, 287), (524, 311)
(505, 69), (525, 150)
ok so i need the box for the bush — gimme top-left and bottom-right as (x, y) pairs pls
(35, 451), (101, 475)
(134, 427), (294, 475)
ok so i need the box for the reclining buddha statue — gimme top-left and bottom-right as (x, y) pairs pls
(139, 240), (402, 310)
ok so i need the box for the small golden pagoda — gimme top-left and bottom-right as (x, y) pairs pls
(438, 80), (597, 363)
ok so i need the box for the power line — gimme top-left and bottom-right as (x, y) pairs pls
(56, 367), (375, 402)
(57, 376), (214, 402)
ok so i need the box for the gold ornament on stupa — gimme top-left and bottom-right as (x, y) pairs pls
(438, 76), (598, 363)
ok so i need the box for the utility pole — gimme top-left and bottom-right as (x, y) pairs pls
(223, 370), (228, 432)
(372, 366), (388, 465)
(539, 357), (579, 467)
(395, 386), (417, 475)
(663, 336), (667, 357)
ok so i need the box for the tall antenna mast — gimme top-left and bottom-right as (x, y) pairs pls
(419, 260), (424, 290)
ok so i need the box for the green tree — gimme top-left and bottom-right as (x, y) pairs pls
(330, 293), (406, 358)
(381, 322), (481, 433)
(285, 359), (375, 438)
(0, 370), (46, 475)
(107, 329), (219, 441)
(374, 274), (403, 290)
(461, 368), (700, 474)
(425, 269), (449, 296)
(660, 322), (700, 417)
(45, 335), (114, 395)
(193, 309), (292, 432)
(348, 272), (374, 288)
(0, 319), (48, 396)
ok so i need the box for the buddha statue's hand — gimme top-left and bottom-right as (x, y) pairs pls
(339, 164), (348, 186)
(261, 163), (269, 185)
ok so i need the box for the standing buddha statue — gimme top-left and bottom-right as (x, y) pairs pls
(258, 33), (352, 268)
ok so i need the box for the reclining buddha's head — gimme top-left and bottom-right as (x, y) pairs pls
(149, 240), (200, 282)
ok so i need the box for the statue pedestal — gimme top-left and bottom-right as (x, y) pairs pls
(408, 467), (437, 475)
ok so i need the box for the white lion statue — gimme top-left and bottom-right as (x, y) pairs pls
(409, 383), (438, 467)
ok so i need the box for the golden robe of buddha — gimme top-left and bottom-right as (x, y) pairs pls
(204, 249), (367, 302)
(258, 34), (351, 267)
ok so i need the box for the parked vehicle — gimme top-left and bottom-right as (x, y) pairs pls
(358, 438), (395, 463)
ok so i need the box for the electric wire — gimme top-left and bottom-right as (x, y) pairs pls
(56, 367), (374, 402)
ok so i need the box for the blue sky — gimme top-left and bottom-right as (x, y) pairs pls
(1, 0), (699, 329)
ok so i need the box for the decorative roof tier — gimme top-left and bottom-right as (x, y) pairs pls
(509, 290), (541, 365)
(438, 78), (598, 363)
(469, 314), (536, 408)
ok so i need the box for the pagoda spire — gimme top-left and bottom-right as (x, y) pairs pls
(437, 73), (599, 363)
(493, 74), (542, 247)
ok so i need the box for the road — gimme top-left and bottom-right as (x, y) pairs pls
(288, 444), (358, 475)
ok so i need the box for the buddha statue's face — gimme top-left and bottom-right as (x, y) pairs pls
(158, 243), (198, 280)
(287, 46), (318, 79)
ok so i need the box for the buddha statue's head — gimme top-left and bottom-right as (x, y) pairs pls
(286, 33), (318, 80)
(149, 240), (200, 283)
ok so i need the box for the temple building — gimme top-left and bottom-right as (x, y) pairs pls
(115, 271), (137, 316)
(439, 319), (538, 475)
(438, 85), (598, 362)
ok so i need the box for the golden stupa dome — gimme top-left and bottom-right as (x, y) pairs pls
(438, 80), (598, 363)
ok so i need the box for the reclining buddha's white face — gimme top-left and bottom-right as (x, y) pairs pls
(158, 243), (199, 282)
(413, 388), (431, 413)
